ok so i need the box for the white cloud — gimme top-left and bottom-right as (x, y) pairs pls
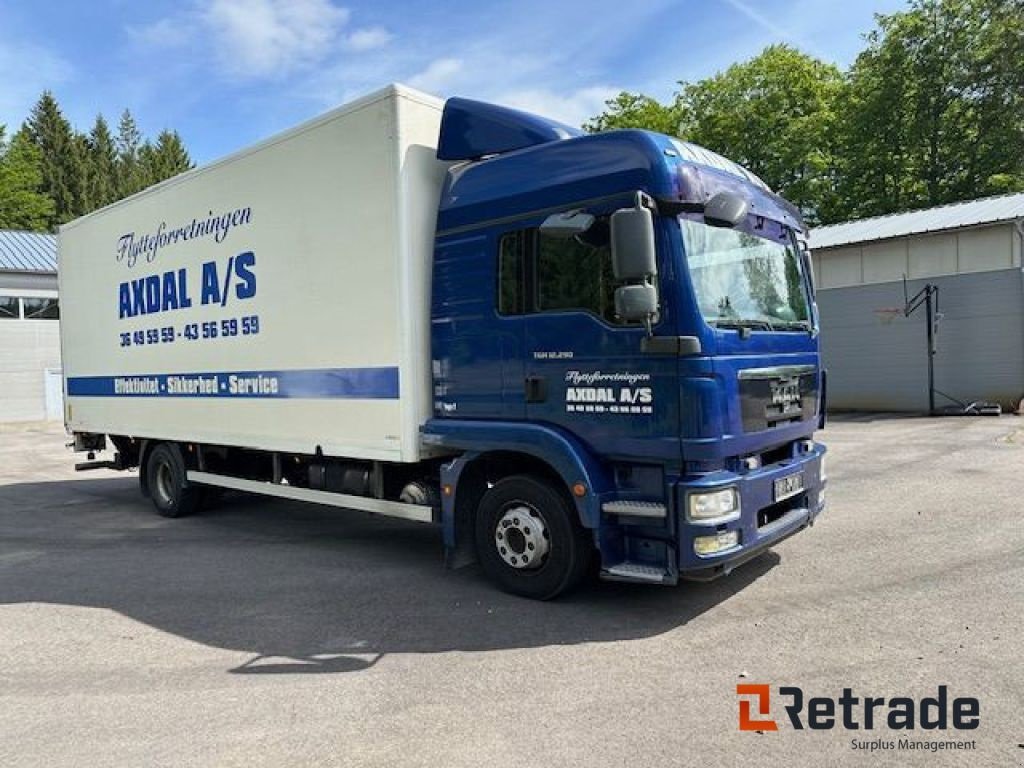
(202, 0), (351, 78)
(497, 86), (620, 129)
(407, 58), (463, 93)
(127, 1), (392, 83)
(344, 27), (392, 52)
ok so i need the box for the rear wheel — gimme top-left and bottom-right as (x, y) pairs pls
(145, 443), (201, 518)
(475, 475), (592, 600)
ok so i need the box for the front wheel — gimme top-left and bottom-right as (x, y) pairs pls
(475, 475), (593, 600)
(145, 443), (201, 518)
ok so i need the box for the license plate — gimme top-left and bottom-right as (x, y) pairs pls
(774, 472), (804, 502)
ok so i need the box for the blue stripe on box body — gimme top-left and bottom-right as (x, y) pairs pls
(66, 367), (400, 399)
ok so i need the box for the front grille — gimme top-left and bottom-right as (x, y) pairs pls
(760, 443), (793, 467)
(739, 367), (818, 432)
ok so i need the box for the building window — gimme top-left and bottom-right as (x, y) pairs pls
(22, 297), (59, 320)
(0, 297), (59, 320)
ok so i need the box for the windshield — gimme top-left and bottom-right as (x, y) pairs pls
(680, 216), (810, 330)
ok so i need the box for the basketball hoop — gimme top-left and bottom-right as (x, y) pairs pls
(873, 307), (904, 325)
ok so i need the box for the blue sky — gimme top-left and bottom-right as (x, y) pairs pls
(1, 0), (909, 164)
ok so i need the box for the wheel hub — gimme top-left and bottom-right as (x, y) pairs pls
(154, 461), (174, 506)
(494, 504), (549, 570)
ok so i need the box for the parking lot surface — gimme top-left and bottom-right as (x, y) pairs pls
(0, 416), (1020, 767)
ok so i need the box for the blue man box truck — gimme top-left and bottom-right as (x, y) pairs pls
(59, 85), (826, 599)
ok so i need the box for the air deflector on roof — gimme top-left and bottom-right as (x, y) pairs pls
(437, 97), (582, 161)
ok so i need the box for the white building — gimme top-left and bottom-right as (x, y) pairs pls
(0, 231), (62, 422)
(810, 192), (1024, 412)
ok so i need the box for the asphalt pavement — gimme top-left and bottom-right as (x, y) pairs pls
(0, 416), (1020, 767)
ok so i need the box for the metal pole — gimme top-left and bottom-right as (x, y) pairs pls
(926, 288), (936, 416)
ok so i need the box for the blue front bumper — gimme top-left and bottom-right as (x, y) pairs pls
(677, 444), (826, 580)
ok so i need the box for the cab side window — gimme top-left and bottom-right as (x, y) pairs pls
(496, 217), (630, 326)
(497, 231), (525, 316)
(535, 226), (618, 324)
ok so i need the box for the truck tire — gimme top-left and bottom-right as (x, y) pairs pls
(475, 475), (592, 600)
(145, 443), (201, 518)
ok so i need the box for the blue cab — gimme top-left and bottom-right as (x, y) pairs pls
(423, 97), (826, 598)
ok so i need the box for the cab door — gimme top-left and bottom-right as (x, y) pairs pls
(518, 206), (681, 463)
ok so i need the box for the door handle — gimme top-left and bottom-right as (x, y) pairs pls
(525, 376), (547, 403)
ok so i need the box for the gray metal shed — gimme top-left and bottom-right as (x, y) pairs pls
(809, 193), (1024, 413)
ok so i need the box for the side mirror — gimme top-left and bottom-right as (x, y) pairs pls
(611, 204), (659, 331)
(610, 206), (657, 280)
(704, 191), (749, 228)
(539, 210), (594, 238)
(614, 284), (658, 324)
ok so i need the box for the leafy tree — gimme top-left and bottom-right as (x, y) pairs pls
(0, 125), (56, 230)
(586, 1), (1024, 224)
(584, 92), (686, 136)
(587, 47), (843, 225)
(840, 0), (1024, 217)
(24, 91), (80, 226)
(678, 45), (844, 225)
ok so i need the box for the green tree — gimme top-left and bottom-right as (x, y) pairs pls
(679, 45), (844, 224)
(24, 91), (80, 226)
(137, 140), (157, 188)
(838, 0), (1024, 217)
(0, 125), (56, 231)
(115, 109), (144, 197)
(86, 115), (118, 211)
(70, 131), (92, 217)
(1, 96), (196, 227)
(143, 129), (193, 183)
(583, 92), (686, 136)
(586, 46), (843, 224)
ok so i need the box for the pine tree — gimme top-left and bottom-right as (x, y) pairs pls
(86, 114), (117, 211)
(115, 109), (144, 197)
(0, 125), (56, 231)
(70, 131), (91, 217)
(145, 129), (193, 183)
(137, 140), (157, 189)
(24, 91), (79, 226)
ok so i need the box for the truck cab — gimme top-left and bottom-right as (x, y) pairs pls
(425, 98), (826, 595)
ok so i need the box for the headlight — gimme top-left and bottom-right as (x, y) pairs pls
(687, 487), (740, 522)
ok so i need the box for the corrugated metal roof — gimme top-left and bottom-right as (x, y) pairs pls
(0, 230), (57, 273)
(810, 191), (1024, 250)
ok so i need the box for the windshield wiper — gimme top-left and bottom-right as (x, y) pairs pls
(771, 319), (813, 332)
(711, 318), (776, 331)
(712, 318), (813, 333)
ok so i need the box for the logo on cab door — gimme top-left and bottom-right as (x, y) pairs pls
(563, 370), (653, 415)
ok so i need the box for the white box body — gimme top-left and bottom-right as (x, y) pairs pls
(59, 85), (447, 463)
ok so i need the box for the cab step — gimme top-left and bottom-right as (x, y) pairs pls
(600, 561), (675, 585)
(601, 500), (667, 518)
